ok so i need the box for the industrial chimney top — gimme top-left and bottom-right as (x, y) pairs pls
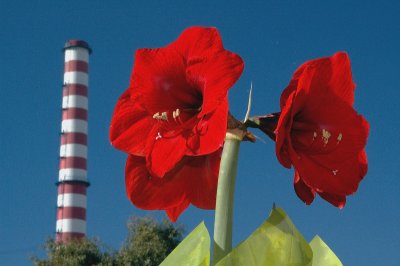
(63, 40), (92, 54)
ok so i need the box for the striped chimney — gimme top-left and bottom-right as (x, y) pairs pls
(56, 40), (91, 242)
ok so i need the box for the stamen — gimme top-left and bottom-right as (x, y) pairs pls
(153, 112), (168, 121)
(337, 133), (343, 144)
(173, 108), (180, 119)
(322, 129), (331, 146)
(152, 112), (160, 119)
(312, 131), (317, 141)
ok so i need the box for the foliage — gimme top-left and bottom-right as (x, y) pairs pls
(31, 238), (113, 266)
(32, 216), (183, 266)
(115, 216), (183, 266)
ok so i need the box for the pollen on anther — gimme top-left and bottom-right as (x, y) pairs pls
(161, 112), (168, 120)
(312, 131), (317, 141)
(173, 108), (180, 119)
(152, 112), (160, 119)
(322, 129), (331, 146)
(337, 133), (343, 144)
(153, 112), (168, 121)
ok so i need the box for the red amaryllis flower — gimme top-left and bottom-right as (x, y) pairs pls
(250, 52), (369, 208)
(110, 27), (244, 221)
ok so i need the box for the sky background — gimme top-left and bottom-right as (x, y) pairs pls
(1, 0), (399, 265)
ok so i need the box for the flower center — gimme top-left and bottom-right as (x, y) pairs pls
(151, 107), (202, 140)
(152, 107), (200, 125)
(311, 128), (343, 149)
(292, 122), (344, 155)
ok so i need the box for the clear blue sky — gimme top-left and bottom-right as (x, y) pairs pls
(1, 1), (399, 265)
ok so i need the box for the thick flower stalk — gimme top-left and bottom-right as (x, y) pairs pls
(212, 127), (245, 265)
(248, 52), (369, 207)
(211, 109), (255, 265)
(109, 27), (244, 221)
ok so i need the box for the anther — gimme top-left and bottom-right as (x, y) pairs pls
(153, 112), (168, 121)
(173, 108), (184, 124)
(337, 133), (343, 144)
(161, 112), (168, 121)
(322, 129), (331, 146)
(312, 131), (317, 141)
(173, 108), (180, 119)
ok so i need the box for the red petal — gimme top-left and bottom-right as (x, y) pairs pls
(163, 149), (221, 210)
(171, 26), (243, 114)
(125, 155), (186, 210)
(280, 63), (307, 110)
(291, 151), (366, 197)
(187, 98), (228, 156)
(187, 51), (244, 114)
(125, 150), (220, 221)
(146, 132), (187, 178)
(318, 192), (346, 208)
(276, 92), (296, 168)
(358, 150), (368, 177)
(283, 52), (355, 114)
(110, 90), (153, 155)
(170, 27), (224, 59)
(185, 149), (221, 209)
(325, 52), (355, 105)
(166, 201), (190, 222)
(294, 171), (316, 205)
(130, 48), (202, 113)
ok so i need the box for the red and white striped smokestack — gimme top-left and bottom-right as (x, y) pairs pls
(56, 40), (91, 242)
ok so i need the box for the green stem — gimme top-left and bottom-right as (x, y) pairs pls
(212, 129), (244, 265)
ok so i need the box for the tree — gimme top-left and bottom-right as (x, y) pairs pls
(31, 238), (114, 266)
(32, 216), (183, 266)
(115, 216), (183, 266)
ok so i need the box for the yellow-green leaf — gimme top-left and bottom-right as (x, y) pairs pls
(215, 207), (313, 266)
(160, 221), (210, 266)
(310, 235), (343, 266)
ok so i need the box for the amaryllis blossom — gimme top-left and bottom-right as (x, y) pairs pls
(251, 52), (369, 208)
(110, 27), (244, 221)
